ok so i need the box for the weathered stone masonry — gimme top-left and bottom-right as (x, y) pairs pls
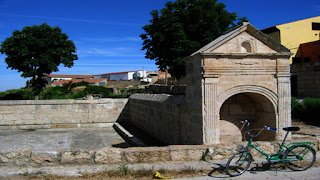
(0, 99), (128, 129)
(129, 23), (292, 145)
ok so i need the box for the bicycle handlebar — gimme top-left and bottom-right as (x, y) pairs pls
(240, 119), (277, 138)
(266, 126), (277, 131)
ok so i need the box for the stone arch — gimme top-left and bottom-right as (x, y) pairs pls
(241, 41), (253, 53)
(217, 85), (278, 142)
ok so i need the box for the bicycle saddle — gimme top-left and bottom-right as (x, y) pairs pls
(283, 127), (300, 131)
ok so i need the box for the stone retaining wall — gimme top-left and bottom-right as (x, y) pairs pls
(1, 140), (318, 166)
(0, 99), (129, 129)
(129, 94), (192, 145)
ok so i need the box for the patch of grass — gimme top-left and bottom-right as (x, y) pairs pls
(120, 164), (130, 175)
(158, 168), (167, 174)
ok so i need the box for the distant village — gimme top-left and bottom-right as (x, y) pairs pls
(37, 70), (172, 89)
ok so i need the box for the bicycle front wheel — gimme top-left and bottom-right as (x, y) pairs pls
(283, 145), (316, 171)
(225, 151), (252, 176)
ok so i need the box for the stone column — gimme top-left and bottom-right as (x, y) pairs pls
(203, 75), (220, 144)
(276, 74), (292, 140)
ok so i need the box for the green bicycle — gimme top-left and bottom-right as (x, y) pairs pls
(225, 119), (316, 176)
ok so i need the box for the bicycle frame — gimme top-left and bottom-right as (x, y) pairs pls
(243, 133), (315, 162)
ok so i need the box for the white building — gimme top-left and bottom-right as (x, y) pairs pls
(94, 70), (151, 82)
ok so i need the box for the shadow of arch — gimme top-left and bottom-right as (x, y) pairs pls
(217, 86), (278, 142)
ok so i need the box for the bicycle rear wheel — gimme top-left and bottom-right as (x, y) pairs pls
(225, 151), (252, 176)
(283, 145), (316, 171)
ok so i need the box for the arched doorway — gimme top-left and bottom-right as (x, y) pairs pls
(219, 92), (276, 142)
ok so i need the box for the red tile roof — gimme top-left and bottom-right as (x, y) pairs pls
(96, 70), (142, 76)
(51, 79), (106, 85)
(46, 74), (93, 79)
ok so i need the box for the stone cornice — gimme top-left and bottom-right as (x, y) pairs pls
(199, 52), (292, 58)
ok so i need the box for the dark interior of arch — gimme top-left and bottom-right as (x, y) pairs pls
(219, 92), (276, 142)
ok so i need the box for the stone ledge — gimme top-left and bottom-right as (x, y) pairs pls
(113, 123), (146, 147)
(0, 123), (114, 130)
(0, 139), (318, 166)
(129, 94), (186, 104)
(0, 98), (128, 106)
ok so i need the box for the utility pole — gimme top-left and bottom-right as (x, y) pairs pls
(165, 69), (168, 85)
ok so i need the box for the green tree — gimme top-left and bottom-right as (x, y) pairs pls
(0, 23), (78, 95)
(140, 0), (248, 79)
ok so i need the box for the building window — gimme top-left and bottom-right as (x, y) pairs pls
(312, 22), (320, 30)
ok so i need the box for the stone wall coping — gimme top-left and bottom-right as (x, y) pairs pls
(130, 94), (186, 104)
(0, 139), (318, 166)
(0, 98), (128, 106)
(199, 52), (292, 58)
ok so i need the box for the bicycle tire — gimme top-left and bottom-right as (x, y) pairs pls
(225, 151), (252, 176)
(283, 144), (316, 171)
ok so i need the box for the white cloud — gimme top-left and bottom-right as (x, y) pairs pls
(0, 13), (143, 26)
(77, 47), (143, 57)
(81, 37), (140, 43)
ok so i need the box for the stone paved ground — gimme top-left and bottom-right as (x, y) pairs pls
(0, 125), (130, 151)
(0, 122), (319, 179)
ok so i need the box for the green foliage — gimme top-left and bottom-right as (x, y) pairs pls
(0, 23), (78, 94)
(39, 86), (69, 99)
(83, 86), (113, 96)
(38, 85), (113, 100)
(0, 88), (34, 100)
(140, 0), (248, 79)
(0, 83), (142, 100)
(292, 98), (320, 125)
(73, 81), (89, 87)
(120, 165), (130, 175)
(119, 87), (145, 98)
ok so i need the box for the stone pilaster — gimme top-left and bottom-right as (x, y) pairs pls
(203, 76), (220, 144)
(276, 74), (292, 140)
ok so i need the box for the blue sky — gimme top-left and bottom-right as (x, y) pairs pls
(0, 0), (319, 91)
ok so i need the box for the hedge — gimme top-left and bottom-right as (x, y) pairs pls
(292, 98), (320, 125)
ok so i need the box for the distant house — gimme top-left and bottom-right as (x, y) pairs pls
(50, 78), (107, 87)
(261, 16), (320, 63)
(261, 16), (320, 97)
(44, 74), (94, 84)
(147, 70), (171, 84)
(94, 70), (150, 82)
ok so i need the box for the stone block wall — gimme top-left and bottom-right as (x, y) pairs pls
(291, 62), (320, 97)
(0, 99), (128, 129)
(129, 94), (193, 145)
(145, 85), (186, 95)
(1, 140), (318, 166)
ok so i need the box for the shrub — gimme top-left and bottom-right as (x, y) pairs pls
(292, 98), (320, 125)
(73, 81), (89, 87)
(39, 86), (70, 99)
(83, 86), (113, 97)
(0, 88), (34, 100)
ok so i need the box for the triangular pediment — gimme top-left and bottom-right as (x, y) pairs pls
(191, 22), (291, 56)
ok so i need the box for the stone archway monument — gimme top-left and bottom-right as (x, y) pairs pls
(185, 23), (292, 144)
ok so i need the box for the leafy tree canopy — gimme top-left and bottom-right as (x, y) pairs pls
(0, 23), (78, 94)
(140, 0), (248, 79)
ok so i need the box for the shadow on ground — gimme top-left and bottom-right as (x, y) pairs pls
(207, 161), (295, 178)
